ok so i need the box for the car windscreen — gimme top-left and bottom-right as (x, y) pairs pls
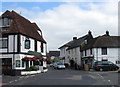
(95, 61), (114, 65)
(57, 63), (63, 65)
(102, 61), (114, 65)
(95, 62), (102, 65)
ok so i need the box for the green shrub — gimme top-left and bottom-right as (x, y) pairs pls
(25, 67), (32, 71)
(25, 66), (38, 71)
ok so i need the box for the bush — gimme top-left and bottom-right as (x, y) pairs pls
(25, 66), (38, 71)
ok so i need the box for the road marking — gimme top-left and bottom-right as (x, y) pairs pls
(20, 76), (24, 78)
(9, 81), (13, 83)
(31, 75), (35, 77)
(14, 80), (18, 82)
(65, 75), (82, 80)
(97, 74), (106, 82)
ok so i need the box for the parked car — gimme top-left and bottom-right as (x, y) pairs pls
(54, 62), (65, 69)
(93, 61), (119, 71)
(50, 63), (54, 67)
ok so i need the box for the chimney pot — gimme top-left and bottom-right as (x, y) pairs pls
(106, 30), (109, 36)
(73, 37), (77, 40)
(88, 30), (92, 35)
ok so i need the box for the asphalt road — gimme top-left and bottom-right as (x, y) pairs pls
(1, 67), (120, 86)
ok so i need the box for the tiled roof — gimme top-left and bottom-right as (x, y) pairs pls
(49, 51), (60, 57)
(67, 35), (88, 50)
(58, 40), (73, 49)
(67, 33), (93, 50)
(0, 10), (46, 43)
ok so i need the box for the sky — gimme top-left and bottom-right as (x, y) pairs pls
(0, 0), (118, 51)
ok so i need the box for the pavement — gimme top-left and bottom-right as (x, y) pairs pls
(1, 67), (120, 86)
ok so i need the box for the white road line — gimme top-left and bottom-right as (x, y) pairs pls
(97, 74), (106, 81)
(19, 76), (24, 78)
(31, 75), (35, 77)
(9, 81), (14, 84)
(14, 80), (18, 82)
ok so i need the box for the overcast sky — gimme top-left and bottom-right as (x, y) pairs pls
(1, 0), (118, 51)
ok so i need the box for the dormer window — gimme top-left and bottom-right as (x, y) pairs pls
(85, 40), (87, 44)
(0, 18), (11, 27)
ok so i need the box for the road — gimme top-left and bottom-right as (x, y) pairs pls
(1, 67), (120, 86)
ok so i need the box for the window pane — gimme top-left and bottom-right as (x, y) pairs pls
(0, 39), (7, 48)
(102, 47), (107, 55)
(16, 60), (20, 67)
(2, 39), (7, 48)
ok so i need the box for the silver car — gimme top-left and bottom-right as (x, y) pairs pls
(54, 62), (65, 69)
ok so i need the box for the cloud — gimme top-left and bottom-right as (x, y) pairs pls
(1, 0), (118, 2)
(5, 1), (118, 51)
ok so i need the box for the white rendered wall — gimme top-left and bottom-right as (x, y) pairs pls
(37, 41), (41, 52)
(8, 35), (13, 52)
(20, 35), (35, 53)
(82, 48), (119, 64)
(93, 48), (119, 64)
(8, 35), (17, 52)
(60, 47), (66, 58)
(66, 47), (81, 66)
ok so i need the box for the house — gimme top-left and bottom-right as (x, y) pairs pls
(58, 40), (73, 65)
(48, 51), (60, 60)
(66, 31), (93, 69)
(59, 31), (93, 69)
(81, 31), (120, 69)
(0, 10), (47, 73)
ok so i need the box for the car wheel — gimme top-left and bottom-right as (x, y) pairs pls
(100, 68), (103, 71)
(115, 68), (118, 71)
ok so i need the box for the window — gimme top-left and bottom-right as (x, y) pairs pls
(2, 58), (12, 66)
(85, 40), (87, 44)
(25, 39), (30, 49)
(116, 61), (120, 64)
(69, 51), (70, 54)
(16, 60), (20, 67)
(101, 47), (107, 55)
(1, 18), (10, 27)
(0, 39), (8, 48)
(41, 42), (44, 53)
